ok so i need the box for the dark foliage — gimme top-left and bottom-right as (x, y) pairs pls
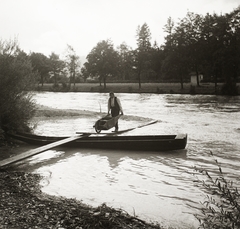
(221, 82), (239, 95)
(0, 39), (37, 132)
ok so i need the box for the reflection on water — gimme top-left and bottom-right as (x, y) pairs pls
(14, 92), (240, 228)
(18, 148), (196, 228)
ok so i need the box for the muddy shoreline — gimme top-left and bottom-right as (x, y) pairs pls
(0, 170), (161, 228)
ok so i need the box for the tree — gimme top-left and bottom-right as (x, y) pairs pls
(49, 52), (65, 86)
(178, 11), (204, 86)
(0, 39), (36, 132)
(218, 7), (240, 95)
(117, 42), (134, 80)
(199, 13), (217, 84)
(162, 17), (178, 81)
(163, 17), (175, 49)
(211, 14), (230, 85)
(198, 8), (239, 94)
(80, 63), (89, 82)
(162, 18), (190, 88)
(86, 40), (119, 89)
(30, 52), (51, 86)
(65, 45), (81, 86)
(227, 6), (240, 82)
(135, 23), (152, 88)
(161, 6), (240, 94)
(150, 42), (164, 81)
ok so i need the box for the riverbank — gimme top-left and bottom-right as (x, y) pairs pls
(36, 82), (240, 95)
(0, 170), (162, 229)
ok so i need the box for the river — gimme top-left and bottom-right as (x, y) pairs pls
(13, 92), (240, 229)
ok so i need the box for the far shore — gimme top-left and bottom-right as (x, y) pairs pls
(32, 104), (152, 124)
(35, 82), (240, 95)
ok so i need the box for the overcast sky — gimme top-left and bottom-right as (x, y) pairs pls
(1, 0), (239, 58)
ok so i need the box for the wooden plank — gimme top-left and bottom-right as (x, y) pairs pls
(0, 134), (89, 168)
(110, 120), (158, 135)
(76, 132), (107, 135)
(76, 120), (158, 135)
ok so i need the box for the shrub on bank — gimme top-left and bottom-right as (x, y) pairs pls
(0, 39), (36, 132)
(195, 152), (240, 228)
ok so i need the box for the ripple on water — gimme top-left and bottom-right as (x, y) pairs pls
(15, 92), (240, 229)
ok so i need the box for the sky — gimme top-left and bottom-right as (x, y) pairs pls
(1, 0), (239, 59)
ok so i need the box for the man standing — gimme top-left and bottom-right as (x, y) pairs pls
(108, 92), (123, 132)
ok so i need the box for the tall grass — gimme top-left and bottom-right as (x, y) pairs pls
(195, 152), (240, 228)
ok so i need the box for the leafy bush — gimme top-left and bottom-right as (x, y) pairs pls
(0, 39), (37, 132)
(195, 152), (240, 228)
(61, 82), (70, 91)
(51, 83), (60, 91)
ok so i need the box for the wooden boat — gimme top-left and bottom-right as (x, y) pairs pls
(7, 132), (187, 151)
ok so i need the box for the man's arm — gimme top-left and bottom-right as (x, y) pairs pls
(116, 98), (123, 115)
(107, 99), (110, 114)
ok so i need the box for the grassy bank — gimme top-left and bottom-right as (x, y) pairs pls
(35, 82), (239, 95)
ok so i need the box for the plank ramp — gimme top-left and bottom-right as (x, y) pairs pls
(76, 120), (158, 135)
(0, 135), (86, 168)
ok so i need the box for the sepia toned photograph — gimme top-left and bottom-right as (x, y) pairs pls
(0, 0), (240, 228)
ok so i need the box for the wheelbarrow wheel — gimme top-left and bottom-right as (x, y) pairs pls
(94, 121), (101, 133)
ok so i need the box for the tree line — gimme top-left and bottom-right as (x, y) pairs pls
(162, 6), (240, 94)
(0, 6), (240, 132)
(18, 6), (240, 92)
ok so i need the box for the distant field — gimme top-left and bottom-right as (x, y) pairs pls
(36, 82), (238, 95)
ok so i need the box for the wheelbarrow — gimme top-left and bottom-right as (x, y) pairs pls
(93, 114), (122, 133)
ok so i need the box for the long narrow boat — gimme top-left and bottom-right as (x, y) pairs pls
(7, 132), (187, 151)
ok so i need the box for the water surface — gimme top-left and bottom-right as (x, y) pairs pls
(14, 92), (240, 228)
